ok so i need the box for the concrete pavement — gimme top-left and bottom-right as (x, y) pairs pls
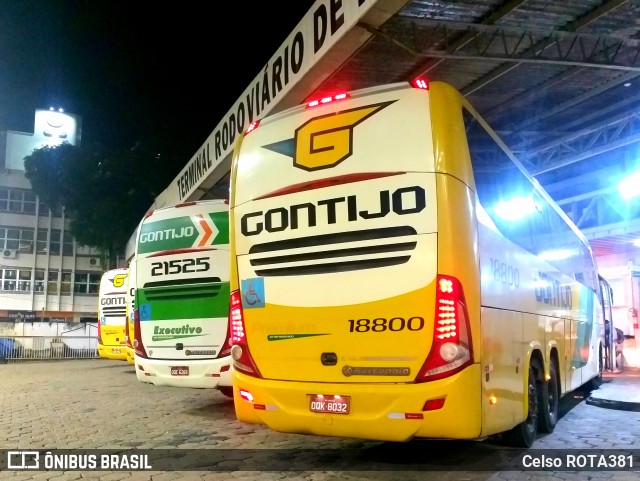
(0, 359), (638, 480)
(587, 367), (640, 411)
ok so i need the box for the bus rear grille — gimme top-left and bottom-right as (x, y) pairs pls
(103, 307), (126, 317)
(142, 277), (223, 300)
(248, 226), (416, 276)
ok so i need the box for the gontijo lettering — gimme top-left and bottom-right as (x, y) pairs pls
(100, 297), (126, 305)
(241, 186), (426, 236)
(139, 226), (194, 243)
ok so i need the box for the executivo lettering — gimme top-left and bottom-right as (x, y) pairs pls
(151, 324), (204, 342)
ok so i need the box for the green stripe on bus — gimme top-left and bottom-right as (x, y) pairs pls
(137, 213), (229, 254)
(138, 282), (230, 320)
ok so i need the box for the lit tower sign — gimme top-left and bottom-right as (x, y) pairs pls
(4, 107), (81, 171)
(33, 108), (79, 145)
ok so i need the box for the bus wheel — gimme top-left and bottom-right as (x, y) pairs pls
(502, 363), (538, 447)
(218, 386), (234, 398)
(537, 361), (558, 433)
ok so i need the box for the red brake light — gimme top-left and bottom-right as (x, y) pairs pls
(217, 313), (232, 359)
(124, 315), (132, 348)
(307, 92), (349, 108)
(416, 274), (473, 382)
(132, 309), (148, 359)
(229, 290), (262, 377)
(412, 77), (429, 90)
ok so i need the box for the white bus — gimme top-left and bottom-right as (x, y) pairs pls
(132, 200), (233, 394)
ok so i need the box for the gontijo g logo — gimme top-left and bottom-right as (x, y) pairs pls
(262, 101), (396, 171)
(111, 274), (128, 288)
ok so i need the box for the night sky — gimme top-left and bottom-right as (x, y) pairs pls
(0, 1), (316, 177)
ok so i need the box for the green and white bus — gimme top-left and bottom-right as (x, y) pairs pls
(132, 199), (233, 395)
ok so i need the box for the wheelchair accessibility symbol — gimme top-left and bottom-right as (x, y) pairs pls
(139, 304), (152, 321)
(241, 278), (265, 308)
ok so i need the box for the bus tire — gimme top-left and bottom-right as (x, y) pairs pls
(502, 363), (538, 447)
(218, 386), (234, 398)
(537, 360), (558, 433)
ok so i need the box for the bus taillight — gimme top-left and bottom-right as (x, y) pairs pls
(229, 290), (262, 378)
(217, 315), (232, 359)
(124, 315), (131, 349)
(132, 308), (148, 359)
(416, 274), (473, 382)
(97, 320), (103, 346)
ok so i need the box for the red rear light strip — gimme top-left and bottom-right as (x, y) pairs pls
(229, 290), (262, 378)
(415, 274), (473, 382)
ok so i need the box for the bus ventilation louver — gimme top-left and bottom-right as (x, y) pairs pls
(248, 226), (417, 276)
(142, 277), (223, 300)
(103, 306), (127, 317)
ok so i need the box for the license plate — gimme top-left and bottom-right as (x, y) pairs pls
(113, 348), (121, 354)
(170, 366), (189, 376)
(309, 394), (350, 414)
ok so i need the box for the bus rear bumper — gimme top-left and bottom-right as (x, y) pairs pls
(233, 364), (482, 442)
(97, 344), (128, 361)
(134, 355), (233, 389)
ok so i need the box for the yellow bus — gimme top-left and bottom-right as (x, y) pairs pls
(97, 267), (129, 361)
(227, 79), (606, 447)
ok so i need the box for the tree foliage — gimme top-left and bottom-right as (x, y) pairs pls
(24, 141), (177, 267)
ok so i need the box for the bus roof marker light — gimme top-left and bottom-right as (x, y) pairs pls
(245, 120), (260, 135)
(306, 92), (350, 109)
(619, 172), (640, 200)
(412, 78), (430, 90)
